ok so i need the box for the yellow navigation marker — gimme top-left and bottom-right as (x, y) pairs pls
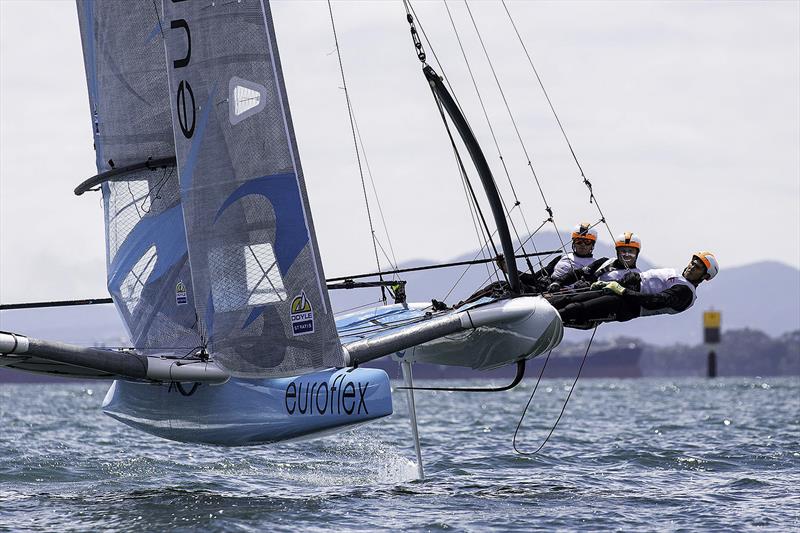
(703, 311), (721, 329)
(703, 310), (721, 344)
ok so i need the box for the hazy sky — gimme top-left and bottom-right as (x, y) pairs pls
(1, 0), (798, 304)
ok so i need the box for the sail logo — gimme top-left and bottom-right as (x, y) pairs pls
(285, 375), (369, 416)
(167, 12), (195, 139)
(290, 291), (314, 335)
(175, 281), (188, 306)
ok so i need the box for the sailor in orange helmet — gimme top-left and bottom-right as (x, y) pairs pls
(551, 231), (643, 291)
(546, 222), (599, 291)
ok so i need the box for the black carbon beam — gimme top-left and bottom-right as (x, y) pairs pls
(0, 298), (114, 311)
(423, 65), (521, 294)
(74, 156), (177, 195)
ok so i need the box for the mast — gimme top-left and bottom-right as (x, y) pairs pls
(423, 65), (521, 294)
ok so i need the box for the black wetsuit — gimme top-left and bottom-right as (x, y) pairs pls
(548, 284), (695, 327)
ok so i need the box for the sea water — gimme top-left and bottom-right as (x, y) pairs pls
(1, 377), (798, 531)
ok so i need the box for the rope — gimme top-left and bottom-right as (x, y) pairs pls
(456, 156), (498, 288)
(450, 1), (537, 272)
(501, 0), (616, 243)
(461, 0), (584, 281)
(402, 0), (501, 293)
(441, 3), (535, 277)
(328, 1), (386, 304)
(513, 325), (597, 455)
(350, 105), (400, 272)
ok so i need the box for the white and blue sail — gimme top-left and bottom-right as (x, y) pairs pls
(162, 0), (343, 377)
(76, 0), (200, 351)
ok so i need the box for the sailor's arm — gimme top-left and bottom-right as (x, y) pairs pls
(580, 258), (611, 283)
(622, 285), (694, 313)
(518, 271), (538, 287)
(550, 257), (608, 288)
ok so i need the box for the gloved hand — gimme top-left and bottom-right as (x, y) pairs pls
(621, 271), (641, 291)
(603, 281), (626, 296)
(573, 280), (590, 290)
(590, 281), (608, 291)
(547, 282), (562, 293)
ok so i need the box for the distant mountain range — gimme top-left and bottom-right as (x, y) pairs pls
(1, 231), (798, 347)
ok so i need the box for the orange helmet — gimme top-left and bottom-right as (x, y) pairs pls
(571, 222), (598, 242)
(615, 232), (641, 250)
(693, 251), (719, 280)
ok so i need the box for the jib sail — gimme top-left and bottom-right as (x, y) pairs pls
(162, 0), (343, 377)
(76, 0), (201, 350)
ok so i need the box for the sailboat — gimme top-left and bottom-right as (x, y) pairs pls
(0, 0), (563, 464)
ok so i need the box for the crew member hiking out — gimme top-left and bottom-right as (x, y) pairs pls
(549, 231), (644, 291)
(548, 251), (719, 328)
(443, 222), (603, 309)
(547, 222), (598, 291)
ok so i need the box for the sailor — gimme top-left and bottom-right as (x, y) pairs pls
(592, 232), (642, 282)
(546, 222), (599, 291)
(548, 231), (643, 291)
(548, 251), (718, 327)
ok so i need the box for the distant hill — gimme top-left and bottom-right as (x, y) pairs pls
(2, 231), (798, 347)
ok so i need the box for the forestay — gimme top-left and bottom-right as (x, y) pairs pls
(162, 0), (343, 377)
(76, 1), (201, 350)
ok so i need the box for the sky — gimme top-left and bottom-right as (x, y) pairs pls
(0, 0), (798, 305)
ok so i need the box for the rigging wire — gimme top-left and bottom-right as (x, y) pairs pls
(501, 0), (616, 243)
(405, 1), (466, 112)
(443, 0), (536, 274)
(513, 325), (597, 455)
(450, 156), (497, 295)
(328, 0), (386, 304)
(428, 83), (504, 278)
(404, 0), (505, 287)
(350, 105), (400, 273)
(463, 0), (580, 279)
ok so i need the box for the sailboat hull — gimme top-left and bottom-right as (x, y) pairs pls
(336, 296), (563, 371)
(102, 367), (392, 446)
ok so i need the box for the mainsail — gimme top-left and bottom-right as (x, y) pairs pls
(162, 0), (343, 376)
(76, 1), (201, 350)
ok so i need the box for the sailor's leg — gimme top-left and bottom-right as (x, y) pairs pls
(547, 290), (602, 311)
(556, 294), (628, 324)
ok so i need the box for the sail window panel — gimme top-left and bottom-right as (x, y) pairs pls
(245, 243), (287, 305)
(119, 246), (158, 313)
(234, 85), (260, 116)
(209, 243), (286, 313)
(107, 180), (151, 261)
(228, 76), (268, 126)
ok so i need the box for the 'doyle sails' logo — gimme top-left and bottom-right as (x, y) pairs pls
(290, 291), (314, 335)
(175, 281), (188, 306)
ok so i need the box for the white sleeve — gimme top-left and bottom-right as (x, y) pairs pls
(552, 257), (573, 278)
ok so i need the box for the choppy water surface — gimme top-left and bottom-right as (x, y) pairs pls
(1, 377), (798, 531)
